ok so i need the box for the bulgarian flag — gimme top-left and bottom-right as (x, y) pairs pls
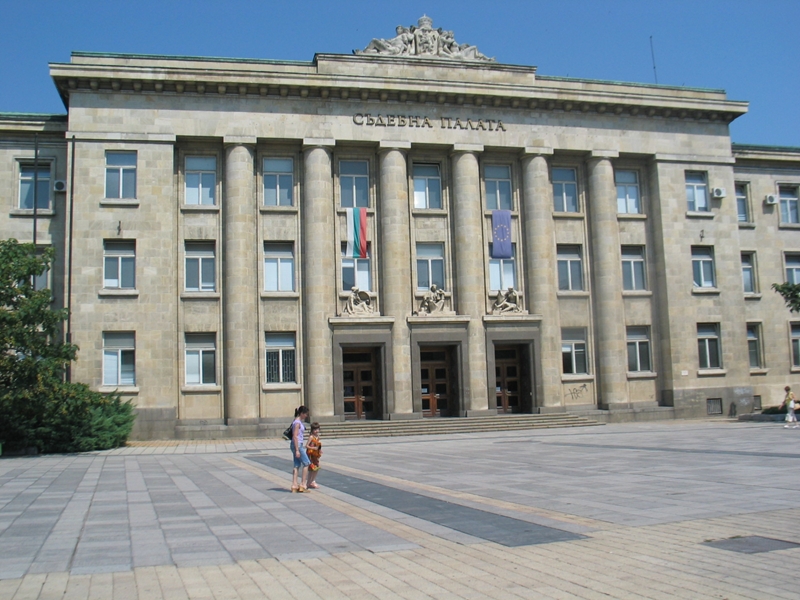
(345, 207), (368, 258)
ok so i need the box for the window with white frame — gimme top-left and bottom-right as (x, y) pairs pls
(697, 323), (721, 369)
(103, 240), (135, 289)
(485, 165), (512, 210)
(685, 171), (708, 212)
(626, 326), (652, 372)
(105, 152), (136, 199)
(340, 160), (369, 208)
(263, 158), (293, 206)
(746, 323), (762, 368)
(19, 164), (51, 210)
(185, 333), (216, 385)
(103, 331), (135, 386)
(735, 183), (749, 222)
(413, 164), (442, 209)
(184, 242), (215, 292)
(616, 170), (640, 214)
(489, 244), (516, 291)
(342, 243), (371, 291)
(552, 168), (578, 212)
(792, 323), (800, 368)
(416, 243), (444, 291)
(621, 246), (646, 291)
(185, 156), (216, 205)
(264, 243), (294, 292)
(561, 328), (587, 374)
(741, 252), (757, 293)
(265, 333), (296, 383)
(557, 245), (583, 291)
(779, 186), (799, 224)
(691, 246), (716, 288)
(785, 254), (800, 284)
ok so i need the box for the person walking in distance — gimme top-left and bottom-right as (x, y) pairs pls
(783, 386), (798, 429)
(290, 405), (311, 491)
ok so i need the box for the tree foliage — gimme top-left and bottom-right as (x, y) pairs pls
(0, 239), (135, 453)
(771, 282), (800, 314)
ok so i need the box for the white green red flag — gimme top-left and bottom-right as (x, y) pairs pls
(345, 207), (368, 258)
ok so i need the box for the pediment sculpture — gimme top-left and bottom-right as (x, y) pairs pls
(491, 287), (524, 315)
(355, 16), (495, 62)
(342, 286), (375, 316)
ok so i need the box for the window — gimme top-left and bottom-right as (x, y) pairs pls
(561, 328), (587, 374)
(621, 246), (646, 291)
(685, 171), (708, 212)
(489, 245), (516, 291)
(779, 186), (799, 224)
(265, 333), (296, 383)
(626, 326), (651, 372)
(557, 245), (583, 291)
(735, 183), (749, 222)
(552, 168), (578, 212)
(185, 333), (216, 385)
(32, 248), (50, 291)
(105, 152), (136, 199)
(413, 164), (442, 209)
(103, 332), (135, 386)
(792, 324), (800, 368)
(741, 253), (756, 293)
(691, 247), (716, 288)
(486, 165), (512, 210)
(416, 243), (444, 291)
(264, 158), (293, 206)
(264, 243), (294, 292)
(616, 170), (640, 214)
(340, 161), (369, 208)
(103, 241), (135, 289)
(342, 244), (371, 291)
(19, 165), (50, 210)
(185, 156), (216, 205)
(746, 324), (762, 368)
(786, 254), (800, 285)
(185, 242), (215, 292)
(697, 323), (721, 369)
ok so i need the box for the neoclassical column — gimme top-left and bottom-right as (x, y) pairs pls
(378, 143), (413, 416)
(521, 149), (562, 407)
(302, 141), (336, 417)
(451, 146), (489, 413)
(222, 140), (260, 422)
(587, 152), (628, 407)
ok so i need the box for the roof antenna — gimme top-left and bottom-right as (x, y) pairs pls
(649, 36), (658, 84)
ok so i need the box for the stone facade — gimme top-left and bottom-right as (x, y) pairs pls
(1, 31), (799, 439)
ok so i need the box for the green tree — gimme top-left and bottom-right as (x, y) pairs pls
(771, 282), (800, 314)
(0, 239), (135, 453)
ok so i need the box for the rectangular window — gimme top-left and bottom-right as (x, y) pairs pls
(621, 246), (646, 291)
(416, 243), (445, 291)
(103, 240), (135, 289)
(340, 160), (369, 208)
(105, 152), (137, 199)
(489, 244), (516, 291)
(103, 332), (135, 386)
(342, 244), (371, 291)
(561, 328), (587, 374)
(185, 242), (216, 292)
(19, 165), (51, 210)
(264, 243), (295, 292)
(557, 245), (583, 291)
(697, 323), (721, 369)
(485, 165), (512, 210)
(185, 333), (216, 385)
(413, 164), (442, 209)
(741, 252), (756, 293)
(552, 168), (578, 212)
(747, 324), (762, 368)
(32, 248), (51, 291)
(735, 183), (749, 223)
(265, 333), (296, 384)
(786, 254), (800, 285)
(263, 158), (293, 206)
(779, 186), (800, 224)
(692, 246), (716, 288)
(626, 326), (652, 372)
(685, 171), (708, 212)
(792, 323), (800, 368)
(615, 170), (640, 214)
(185, 156), (216, 205)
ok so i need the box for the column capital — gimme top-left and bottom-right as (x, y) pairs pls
(303, 137), (336, 149)
(379, 140), (411, 151)
(522, 146), (554, 156)
(451, 143), (484, 155)
(223, 135), (257, 146)
(588, 149), (619, 159)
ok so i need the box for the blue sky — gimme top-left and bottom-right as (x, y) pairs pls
(1, 0), (797, 147)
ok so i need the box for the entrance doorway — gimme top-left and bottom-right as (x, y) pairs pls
(343, 349), (377, 420)
(420, 347), (451, 417)
(495, 346), (521, 414)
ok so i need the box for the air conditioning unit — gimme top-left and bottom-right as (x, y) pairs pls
(765, 194), (778, 205)
(53, 180), (67, 193)
(711, 187), (726, 199)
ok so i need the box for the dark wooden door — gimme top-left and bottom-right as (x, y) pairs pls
(343, 350), (375, 419)
(495, 346), (521, 414)
(420, 348), (450, 417)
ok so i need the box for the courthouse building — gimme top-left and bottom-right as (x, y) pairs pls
(1, 17), (799, 439)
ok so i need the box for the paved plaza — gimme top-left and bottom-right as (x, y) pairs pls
(0, 420), (799, 599)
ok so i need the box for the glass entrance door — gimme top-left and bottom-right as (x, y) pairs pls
(343, 350), (375, 420)
(420, 347), (450, 417)
(495, 346), (521, 414)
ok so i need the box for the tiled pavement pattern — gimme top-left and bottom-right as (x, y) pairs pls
(0, 421), (798, 599)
